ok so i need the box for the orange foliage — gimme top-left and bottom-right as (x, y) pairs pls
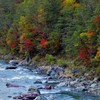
(87, 32), (94, 37)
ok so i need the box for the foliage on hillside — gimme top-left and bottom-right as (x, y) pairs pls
(0, 0), (100, 70)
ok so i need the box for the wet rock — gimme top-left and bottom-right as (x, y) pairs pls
(44, 84), (53, 90)
(28, 87), (41, 95)
(69, 80), (78, 88)
(56, 82), (68, 88)
(8, 96), (12, 98)
(13, 95), (22, 99)
(82, 88), (88, 92)
(93, 77), (100, 82)
(46, 80), (61, 84)
(13, 93), (38, 100)
(34, 80), (42, 84)
(90, 83), (97, 88)
(18, 60), (28, 66)
(5, 66), (17, 69)
(9, 60), (19, 66)
(76, 86), (86, 91)
(34, 95), (47, 100)
(36, 67), (47, 74)
(30, 61), (37, 67)
(6, 83), (25, 88)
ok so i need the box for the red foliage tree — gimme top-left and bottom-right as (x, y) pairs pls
(24, 38), (33, 51)
(79, 48), (91, 63)
(40, 39), (48, 48)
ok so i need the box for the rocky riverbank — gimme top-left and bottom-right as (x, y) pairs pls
(7, 59), (100, 98)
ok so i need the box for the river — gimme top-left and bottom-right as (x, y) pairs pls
(0, 60), (100, 100)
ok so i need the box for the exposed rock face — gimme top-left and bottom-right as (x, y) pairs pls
(47, 66), (64, 79)
(18, 60), (28, 66)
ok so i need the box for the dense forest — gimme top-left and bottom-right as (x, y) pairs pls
(0, 0), (100, 76)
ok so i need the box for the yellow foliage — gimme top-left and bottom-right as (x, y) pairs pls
(19, 16), (32, 33)
(95, 47), (100, 59)
(62, 0), (76, 6)
(80, 32), (87, 37)
(6, 39), (12, 46)
(20, 33), (26, 40)
(73, 3), (81, 8)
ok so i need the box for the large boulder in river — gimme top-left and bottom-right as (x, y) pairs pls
(9, 60), (19, 66)
(6, 66), (17, 70)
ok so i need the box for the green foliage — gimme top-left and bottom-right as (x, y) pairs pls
(44, 0), (61, 32)
(57, 59), (68, 67)
(95, 66), (100, 76)
(48, 31), (61, 54)
(32, 55), (40, 62)
(45, 54), (56, 65)
(0, 0), (100, 69)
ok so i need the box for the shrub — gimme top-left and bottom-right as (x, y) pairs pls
(57, 59), (68, 67)
(95, 66), (100, 76)
(32, 55), (40, 62)
(45, 54), (56, 64)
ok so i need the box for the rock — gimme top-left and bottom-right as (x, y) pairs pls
(18, 60), (28, 66)
(76, 86), (86, 91)
(30, 61), (37, 67)
(34, 80), (42, 84)
(69, 80), (78, 87)
(44, 84), (53, 90)
(13, 93), (38, 100)
(5, 66), (17, 70)
(47, 66), (64, 79)
(82, 88), (88, 92)
(28, 87), (41, 95)
(6, 83), (25, 88)
(90, 83), (97, 88)
(93, 77), (100, 82)
(56, 82), (68, 88)
(46, 80), (61, 84)
(13, 95), (22, 99)
(9, 60), (19, 66)
(36, 67), (47, 74)
(34, 95), (47, 100)
(8, 96), (12, 98)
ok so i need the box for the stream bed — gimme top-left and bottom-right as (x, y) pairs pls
(0, 60), (100, 100)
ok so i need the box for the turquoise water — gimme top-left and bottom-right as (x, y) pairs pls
(0, 60), (100, 100)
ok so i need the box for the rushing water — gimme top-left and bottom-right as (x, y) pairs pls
(0, 60), (100, 100)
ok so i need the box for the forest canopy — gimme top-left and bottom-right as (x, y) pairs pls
(0, 0), (100, 67)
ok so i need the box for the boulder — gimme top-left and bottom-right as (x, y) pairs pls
(34, 80), (42, 84)
(13, 93), (38, 100)
(6, 83), (25, 88)
(18, 60), (28, 66)
(47, 66), (64, 79)
(56, 82), (68, 88)
(28, 87), (41, 95)
(44, 84), (53, 90)
(9, 60), (19, 66)
(90, 83), (97, 88)
(5, 66), (17, 70)
(34, 95), (47, 100)
(36, 67), (47, 74)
